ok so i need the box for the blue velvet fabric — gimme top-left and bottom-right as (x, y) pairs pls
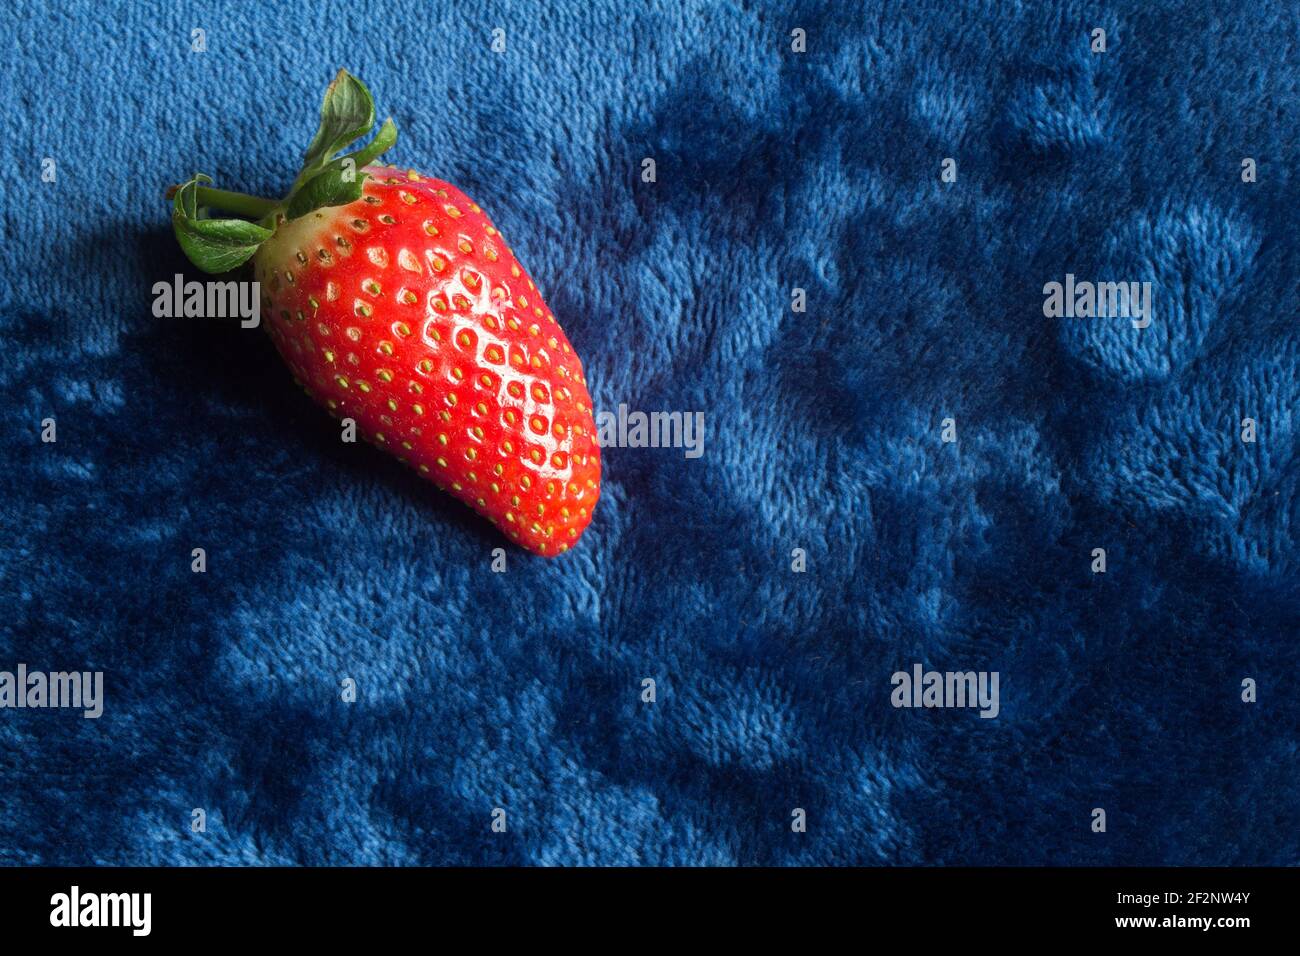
(2, 0), (1296, 865)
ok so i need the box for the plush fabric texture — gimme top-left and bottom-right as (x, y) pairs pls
(2, 0), (1296, 866)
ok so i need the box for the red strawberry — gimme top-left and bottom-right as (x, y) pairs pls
(168, 70), (600, 555)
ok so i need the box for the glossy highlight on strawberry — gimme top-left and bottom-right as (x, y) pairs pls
(167, 70), (600, 555)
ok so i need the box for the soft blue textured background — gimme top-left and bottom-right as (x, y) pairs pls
(2, 0), (1297, 865)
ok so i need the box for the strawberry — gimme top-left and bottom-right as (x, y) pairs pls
(168, 70), (600, 556)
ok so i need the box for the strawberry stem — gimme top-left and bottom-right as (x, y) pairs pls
(168, 70), (399, 273)
(173, 185), (281, 220)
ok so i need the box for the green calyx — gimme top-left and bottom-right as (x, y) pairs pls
(168, 69), (398, 274)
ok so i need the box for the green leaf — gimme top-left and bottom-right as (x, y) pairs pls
(285, 118), (398, 220)
(171, 176), (274, 274)
(348, 117), (398, 169)
(299, 70), (375, 176)
(286, 161), (366, 219)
